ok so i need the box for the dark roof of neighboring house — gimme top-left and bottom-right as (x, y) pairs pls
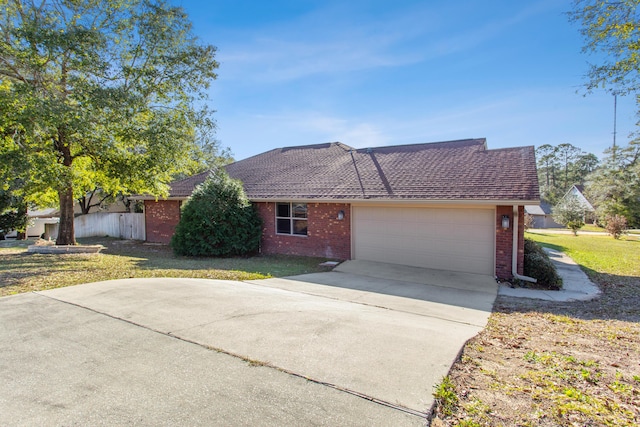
(167, 138), (540, 202)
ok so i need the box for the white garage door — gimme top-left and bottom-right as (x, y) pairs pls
(353, 206), (495, 275)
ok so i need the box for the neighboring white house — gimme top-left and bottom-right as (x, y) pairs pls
(5, 208), (59, 239)
(563, 184), (596, 224)
(525, 185), (596, 229)
(5, 195), (135, 240)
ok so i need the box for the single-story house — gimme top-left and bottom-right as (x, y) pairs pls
(5, 208), (59, 239)
(139, 138), (540, 280)
(525, 185), (596, 228)
(525, 201), (562, 228)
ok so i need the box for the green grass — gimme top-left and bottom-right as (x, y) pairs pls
(580, 224), (606, 233)
(525, 232), (640, 279)
(434, 232), (640, 426)
(433, 376), (459, 416)
(0, 237), (335, 296)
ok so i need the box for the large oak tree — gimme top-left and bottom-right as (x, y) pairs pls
(0, 0), (219, 244)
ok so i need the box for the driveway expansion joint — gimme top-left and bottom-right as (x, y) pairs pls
(245, 279), (487, 328)
(32, 290), (429, 421)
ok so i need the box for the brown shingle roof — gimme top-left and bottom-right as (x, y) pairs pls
(168, 138), (540, 202)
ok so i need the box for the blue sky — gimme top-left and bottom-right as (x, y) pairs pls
(174, 0), (636, 161)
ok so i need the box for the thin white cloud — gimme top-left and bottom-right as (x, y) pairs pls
(220, 83), (633, 161)
(218, 0), (558, 83)
(217, 109), (388, 155)
(430, 0), (558, 57)
(269, 111), (389, 147)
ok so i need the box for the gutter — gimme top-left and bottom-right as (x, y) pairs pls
(247, 198), (542, 205)
(512, 205), (537, 283)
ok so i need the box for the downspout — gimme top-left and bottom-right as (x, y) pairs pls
(512, 205), (537, 283)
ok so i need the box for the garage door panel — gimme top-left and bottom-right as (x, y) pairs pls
(353, 206), (495, 275)
(458, 225), (494, 241)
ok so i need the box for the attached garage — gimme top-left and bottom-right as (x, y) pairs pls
(352, 205), (495, 276)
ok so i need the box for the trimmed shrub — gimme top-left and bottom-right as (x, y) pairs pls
(604, 214), (627, 239)
(524, 212), (534, 230)
(171, 169), (262, 257)
(523, 238), (563, 290)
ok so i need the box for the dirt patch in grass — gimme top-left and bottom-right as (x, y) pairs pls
(432, 234), (640, 426)
(0, 237), (335, 296)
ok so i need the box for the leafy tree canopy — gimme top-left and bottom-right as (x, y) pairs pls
(569, 0), (640, 98)
(0, 188), (28, 239)
(0, 0), (220, 244)
(569, 1), (640, 227)
(535, 143), (599, 204)
(585, 140), (640, 226)
(553, 195), (587, 236)
(171, 168), (262, 257)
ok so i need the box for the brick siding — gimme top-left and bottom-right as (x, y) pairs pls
(495, 205), (524, 280)
(144, 200), (181, 244)
(144, 199), (523, 277)
(517, 205), (525, 276)
(256, 202), (351, 260)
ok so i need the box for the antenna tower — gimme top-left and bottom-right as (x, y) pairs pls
(613, 93), (617, 150)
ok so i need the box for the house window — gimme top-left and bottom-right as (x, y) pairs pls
(276, 202), (308, 236)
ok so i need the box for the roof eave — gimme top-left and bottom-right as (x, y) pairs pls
(248, 197), (541, 205)
(129, 195), (189, 201)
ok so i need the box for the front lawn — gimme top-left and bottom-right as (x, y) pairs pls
(529, 232), (639, 281)
(0, 237), (333, 296)
(580, 224), (606, 233)
(432, 232), (640, 426)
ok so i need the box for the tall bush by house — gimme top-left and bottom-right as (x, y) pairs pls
(523, 238), (563, 290)
(171, 169), (262, 257)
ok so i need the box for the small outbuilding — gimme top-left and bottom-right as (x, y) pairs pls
(525, 201), (562, 229)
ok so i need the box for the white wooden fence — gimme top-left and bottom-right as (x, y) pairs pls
(74, 212), (145, 240)
(46, 212), (145, 240)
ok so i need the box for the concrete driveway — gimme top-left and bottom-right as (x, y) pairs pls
(0, 260), (497, 426)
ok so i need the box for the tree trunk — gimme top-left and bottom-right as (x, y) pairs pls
(78, 196), (90, 215)
(55, 125), (76, 246)
(57, 187), (76, 245)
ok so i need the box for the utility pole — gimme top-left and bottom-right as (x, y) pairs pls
(613, 93), (617, 150)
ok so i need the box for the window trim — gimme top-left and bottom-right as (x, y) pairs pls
(275, 202), (308, 236)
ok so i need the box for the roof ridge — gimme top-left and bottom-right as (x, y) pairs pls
(172, 169), (211, 185)
(486, 145), (534, 152)
(354, 138), (486, 152)
(279, 141), (355, 151)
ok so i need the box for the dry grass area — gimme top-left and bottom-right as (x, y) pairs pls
(432, 233), (640, 427)
(0, 237), (332, 296)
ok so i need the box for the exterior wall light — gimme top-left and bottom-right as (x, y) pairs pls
(502, 215), (510, 229)
(337, 210), (345, 220)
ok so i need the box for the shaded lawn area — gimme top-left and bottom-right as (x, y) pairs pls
(432, 233), (640, 427)
(0, 237), (334, 296)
